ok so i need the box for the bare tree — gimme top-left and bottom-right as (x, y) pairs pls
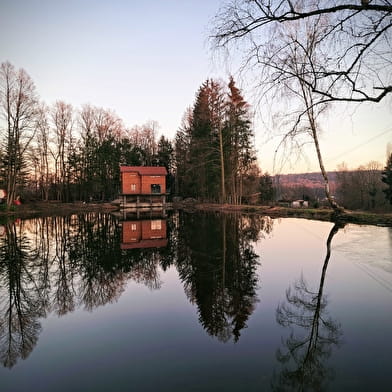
(93, 106), (124, 142)
(0, 62), (38, 206)
(35, 104), (51, 200)
(211, 0), (392, 209)
(50, 101), (73, 201)
(273, 222), (344, 390)
(128, 121), (159, 165)
(212, 1), (392, 104)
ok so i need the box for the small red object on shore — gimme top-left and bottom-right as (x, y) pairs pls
(13, 196), (21, 205)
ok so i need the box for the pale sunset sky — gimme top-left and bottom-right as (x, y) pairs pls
(1, 0), (391, 174)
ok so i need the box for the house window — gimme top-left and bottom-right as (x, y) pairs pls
(151, 220), (162, 230)
(131, 223), (137, 231)
(131, 184), (136, 191)
(151, 184), (161, 194)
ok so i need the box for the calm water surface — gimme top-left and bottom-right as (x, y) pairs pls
(0, 211), (391, 391)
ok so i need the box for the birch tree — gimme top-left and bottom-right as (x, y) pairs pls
(212, 0), (392, 210)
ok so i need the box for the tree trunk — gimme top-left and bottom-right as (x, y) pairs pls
(218, 124), (226, 203)
(308, 112), (342, 212)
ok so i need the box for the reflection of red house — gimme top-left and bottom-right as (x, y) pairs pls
(120, 166), (168, 209)
(121, 219), (167, 249)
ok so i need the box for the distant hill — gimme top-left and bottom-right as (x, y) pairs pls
(272, 172), (338, 200)
(274, 171), (338, 189)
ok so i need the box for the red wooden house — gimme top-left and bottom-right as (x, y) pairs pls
(120, 166), (168, 208)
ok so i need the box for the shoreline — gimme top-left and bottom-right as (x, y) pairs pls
(175, 202), (392, 226)
(1, 201), (392, 226)
(0, 201), (118, 220)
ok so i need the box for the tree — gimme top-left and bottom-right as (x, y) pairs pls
(50, 101), (74, 201)
(382, 153), (392, 204)
(76, 105), (127, 201)
(265, 15), (341, 209)
(225, 76), (255, 204)
(0, 62), (38, 206)
(175, 77), (256, 203)
(212, 0), (392, 210)
(33, 104), (51, 200)
(189, 79), (223, 200)
(336, 160), (385, 209)
(362, 161), (383, 209)
(128, 121), (158, 166)
(259, 172), (274, 203)
(273, 223), (344, 390)
(174, 108), (192, 197)
(156, 135), (174, 172)
(0, 221), (44, 367)
(212, 1), (392, 105)
(174, 211), (261, 342)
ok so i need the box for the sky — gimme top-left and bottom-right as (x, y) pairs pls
(1, 0), (391, 174)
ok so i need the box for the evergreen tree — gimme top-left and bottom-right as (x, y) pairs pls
(382, 153), (392, 204)
(174, 77), (256, 203)
(155, 135), (174, 172)
(174, 109), (192, 197)
(225, 76), (255, 204)
(259, 173), (274, 203)
(188, 80), (223, 200)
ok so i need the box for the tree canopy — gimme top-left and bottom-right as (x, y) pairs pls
(212, 0), (392, 105)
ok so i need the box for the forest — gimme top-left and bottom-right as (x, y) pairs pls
(1, 61), (391, 212)
(0, 62), (260, 206)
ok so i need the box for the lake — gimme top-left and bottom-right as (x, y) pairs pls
(0, 211), (391, 391)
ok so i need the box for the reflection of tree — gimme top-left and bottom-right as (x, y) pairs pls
(272, 223), (344, 391)
(0, 213), (172, 367)
(176, 212), (268, 342)
(68, 213), (125, 311)
(0, 221), (44, 368)
(52, 216), (76, 315)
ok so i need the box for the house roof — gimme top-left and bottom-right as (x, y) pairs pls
(120, 166), (167, 175)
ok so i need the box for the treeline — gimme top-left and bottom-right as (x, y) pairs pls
(2, 61), (392, 210)
(1, 62), (261, 206)
(174, 78), (258, 203)
(0, 62), (174, 205)
(272, 161), (392, 211)
(335, 161), (391, 211)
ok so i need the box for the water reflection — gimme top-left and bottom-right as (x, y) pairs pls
(0, 220), (44, 368)
(0, 214), (170, 367)
(121, 218), (168, 249)
(174, 212), (271, 342)
(272, 223), (344, 391)
(0, 211), (270, 367)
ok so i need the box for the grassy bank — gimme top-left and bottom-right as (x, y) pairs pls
(1, 201), (391, 226)
(0, 201), (118, 220)
(178, 202), (392, 226)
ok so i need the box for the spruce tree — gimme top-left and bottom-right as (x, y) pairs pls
(226, 76), (255, 204)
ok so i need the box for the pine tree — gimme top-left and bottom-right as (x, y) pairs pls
(382, 153), (392, 204)
(259, 173), (274, 203)
(188, 80), (223, 200)
(174, 77), (256, 203)
(226, 76), (255, 204)
(174, 109), (192, 197)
